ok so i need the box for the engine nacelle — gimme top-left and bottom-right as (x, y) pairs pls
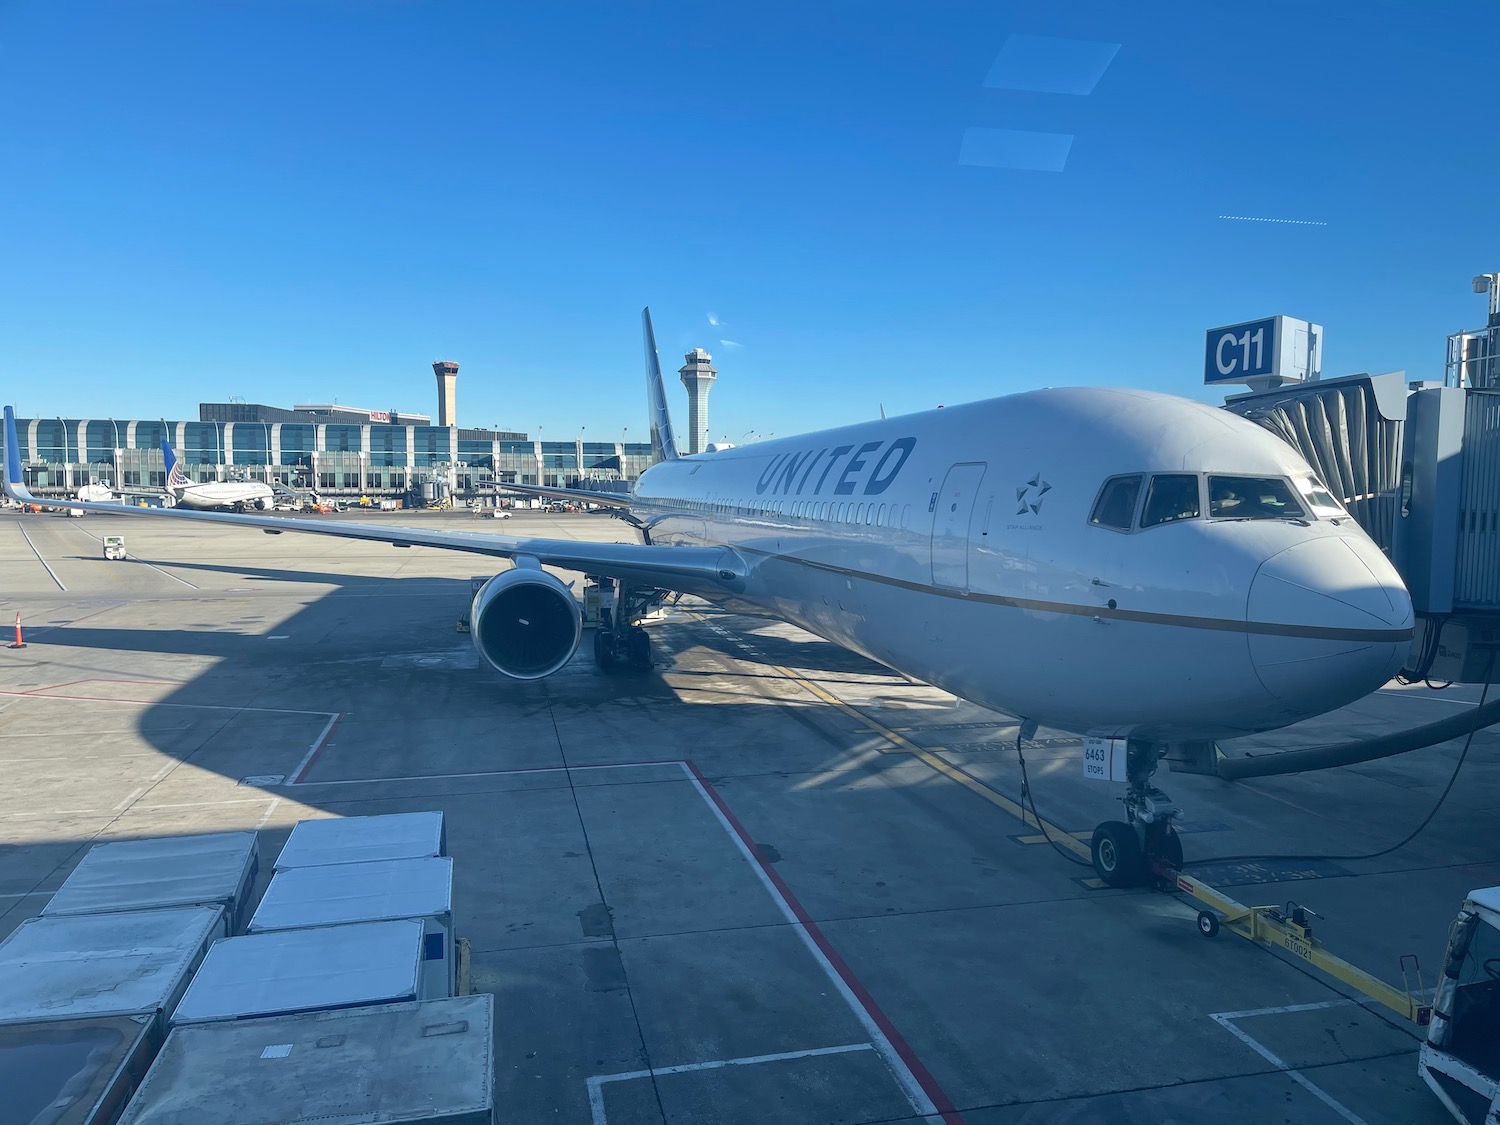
(255, 497), (273, 510)
(470, 567), (582, 680)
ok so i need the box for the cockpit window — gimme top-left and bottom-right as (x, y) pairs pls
(1089, 475), (1142, 531)
(1208, 476), (1306, 520)
(1140, 474), (1201, 528)
(1292, 474), (1346, 516)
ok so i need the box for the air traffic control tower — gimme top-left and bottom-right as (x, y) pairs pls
(678, 348), (717, 455)
(433, 361), (459, 428)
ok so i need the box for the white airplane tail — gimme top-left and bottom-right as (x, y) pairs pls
(643, 308), (679, 463)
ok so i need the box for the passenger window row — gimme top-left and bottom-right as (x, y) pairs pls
(660, 495), (914, 530)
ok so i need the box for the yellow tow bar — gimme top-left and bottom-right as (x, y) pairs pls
(1164, 863), (1431, 1026)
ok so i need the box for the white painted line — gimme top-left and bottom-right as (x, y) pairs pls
(70, 526), (202, 589)
(1210, 1010), (1367, 1125)
(111, 787), (146, 812)
(16, 524), (66, 590)
(255, 798), (281, 830)
(587, 1044), (874, 1125)
(266, 635), (290, 640)
(286, 712), (342, 783)
(1376, 689), (1478, 707)
(131, 558), (198, 589)
(1211, 998), (1358, 1021)
(679, 762), (941, 1124)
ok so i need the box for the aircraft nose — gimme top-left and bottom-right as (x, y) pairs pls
(1247, 537), (1414, 713)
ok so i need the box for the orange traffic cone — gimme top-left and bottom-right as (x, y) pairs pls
(8, 613), (25, 649)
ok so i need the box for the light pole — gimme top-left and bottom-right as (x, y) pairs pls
(109, 418), (121, 489)
(57, 416), (70, 491)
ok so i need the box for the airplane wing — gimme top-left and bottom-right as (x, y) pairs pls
(496, 483), (635, 509)
(3, 407), (743, 599)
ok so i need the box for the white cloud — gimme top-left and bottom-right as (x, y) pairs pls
(707, 313), (720, 327)
(718, 339), (744, 349)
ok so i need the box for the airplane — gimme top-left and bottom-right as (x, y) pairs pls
(1, 309), (1414, 886)
(160, 439), (275, 511)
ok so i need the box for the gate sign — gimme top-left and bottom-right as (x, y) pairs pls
(1204, 316), (1322, 386)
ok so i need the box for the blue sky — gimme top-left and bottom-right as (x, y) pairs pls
(2, 0), (1497, 441)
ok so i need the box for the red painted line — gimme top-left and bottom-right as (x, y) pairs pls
(290, 714), (343, 784)
(0, 691), (164, 705)
(30, 603), (128, 632)
(684, 759), (966, 1125)
(21, 677), (185, 696)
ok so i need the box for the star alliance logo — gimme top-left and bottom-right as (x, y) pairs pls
(1016, 473), (1051, 515)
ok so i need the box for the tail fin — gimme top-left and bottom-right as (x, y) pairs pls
(642, 308), (679, 463)
(161, 438), (188, 491)
(3, 406), (34, 502)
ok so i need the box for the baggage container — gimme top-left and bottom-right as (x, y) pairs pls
(0, 906), (225, 1041)
(1, 1013), (156, 1125)
(273, 811), (446, 871)
(248, 856), (453, 997)
(118, 995), (496, 1125)
(43, 830), (260, 933)
(171, 919), (431, 1027)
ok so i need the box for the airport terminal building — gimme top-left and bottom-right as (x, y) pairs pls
(3, 403), (656, 500)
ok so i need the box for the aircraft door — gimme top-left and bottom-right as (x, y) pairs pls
(930, 462), (987, 590)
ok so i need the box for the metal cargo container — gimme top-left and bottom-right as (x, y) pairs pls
(273, 811), (446, 871)
(43, 831), (260, 933)
(1, 1013), (156, 1125)
(118, 995), (495, 1125)
(171, 920), (430, 1027)
(0, 906), (225, 1041)
(248, 857), (454, 997)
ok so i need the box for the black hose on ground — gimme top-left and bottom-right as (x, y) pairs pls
(1217, 674), (1500, 781)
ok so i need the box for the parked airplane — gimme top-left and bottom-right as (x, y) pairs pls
(1, 310), (1413, 885)
(161, 439), (274, 511)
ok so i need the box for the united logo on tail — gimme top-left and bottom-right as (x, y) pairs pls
(161, 440), (189, 491)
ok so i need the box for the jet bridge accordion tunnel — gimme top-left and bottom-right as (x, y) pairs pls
(1206, 373), (1500, 780)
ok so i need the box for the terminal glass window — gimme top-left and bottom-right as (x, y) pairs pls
(33, 419), (65, 462)
(1140, 474), (1201, 528)
(133, 421), (168, 456)
(326, 425), (362, 453)
(1208, 476), (1306, 519)
(368, 426), (405, 467)
(1090, 475), (1143, 531)
(232, 425), (269, 466)
(85, 421), (119, 462)
(183, 422), (224, 464)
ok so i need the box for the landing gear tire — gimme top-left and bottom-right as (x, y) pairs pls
(626, 628), (651, 670)
(1197, 911), (1220, 938)
(593, 629), (617, 670)
(1090, 821), (1143, 888)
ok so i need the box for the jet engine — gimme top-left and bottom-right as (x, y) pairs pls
(470, 567), (582, 680)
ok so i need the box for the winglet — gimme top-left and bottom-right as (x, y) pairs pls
(3, 406), (38, 503)
(643, 308), (678, 463)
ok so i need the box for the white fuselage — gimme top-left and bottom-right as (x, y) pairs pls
(172, 480), (274, 511)
(631, 388), (1412, 742)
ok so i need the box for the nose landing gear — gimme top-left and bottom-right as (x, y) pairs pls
(1089, 739), (1183, 887)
